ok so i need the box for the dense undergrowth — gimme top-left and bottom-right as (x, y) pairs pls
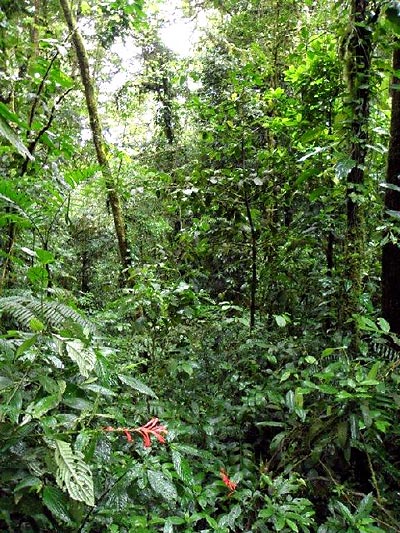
(1, 277), (400, 532)
(2, 1), (400, 531)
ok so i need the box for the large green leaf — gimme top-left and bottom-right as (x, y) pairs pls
(54, 439), (94, 506)
(0, 115), (33, 160)
(147, 470), (177, 502)
(42, 485), (75, 525)
(119, 374), (158, 398)
(27, 393), (62, 419)
(54, 336), (96, 378)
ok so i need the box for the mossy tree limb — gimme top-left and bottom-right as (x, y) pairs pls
(59, 0), (132, 281)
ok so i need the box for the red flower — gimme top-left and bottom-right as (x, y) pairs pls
(220, 468), (237, 496)
(103, 418), (167, 448)
(133, 417), (168, 448)
(123, 429), (133, 442)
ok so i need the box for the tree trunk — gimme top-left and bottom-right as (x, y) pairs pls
(59, 0), (132, 281)
(382, 42), (400, 335)
(342, 0), (374, 351)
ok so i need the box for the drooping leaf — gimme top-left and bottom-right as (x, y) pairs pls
(119, 374), (158, 398)
(54, 439), (94, 506)
(15, 334), (38, 357)
(0, 114), (33, 160)
(14, 476), (42, 494)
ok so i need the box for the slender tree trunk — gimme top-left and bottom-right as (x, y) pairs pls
(244, 187), (257, 330)
(59, 0), (132, 281)
(382, 42), (400, 335)
(342, 0), (374, 351)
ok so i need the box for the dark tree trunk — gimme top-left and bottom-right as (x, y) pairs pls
(382, 43), (400, 335)
(342, 0), (375, 351)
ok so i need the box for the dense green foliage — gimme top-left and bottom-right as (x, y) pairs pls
(1, 0), (400, 531)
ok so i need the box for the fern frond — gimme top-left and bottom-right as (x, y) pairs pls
(54, 439), (94, 507)
(0, 295), (94, 332)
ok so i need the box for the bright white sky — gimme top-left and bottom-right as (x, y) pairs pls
(158, 1), (208, 57)
(82, 1), (209, 143)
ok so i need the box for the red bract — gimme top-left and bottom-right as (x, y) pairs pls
(220, 468), (237, 496)
(133, 417), (168, 448)
(123, 429), (133, 442)
(103, 418), (167, 448)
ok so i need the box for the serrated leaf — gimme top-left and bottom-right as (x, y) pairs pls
(305, 355), (317, 364)
(321, 347), (335, 357)
(147, 470), (177, 502)
(386, 209), (400, 220)
(55, 336), (96, 378)
(54, 439), (94, 506)
(167, 516), (186, 525)
(205, 516), (218, 528)
(42, 485), (74, 524)
(335, 501), (353, 522)
(172, 450), (194, 486)
(62, 397), (93, 411)
(286, 518), (299, 532)
(119, 374), (158, 398)
(270, 431), (286, 451)
(80, 383), (116, 396)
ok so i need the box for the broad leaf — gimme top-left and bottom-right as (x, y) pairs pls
(172, 450), (194, 486)
(0, 115), (33, 160)
(55, 336), (96, 378)
(147, 470), (177, 502)
(119, 374), (158, 398)
(27, 393), (62, 419)
(42, 485), (75, 525)
(54, 439), (94, 506)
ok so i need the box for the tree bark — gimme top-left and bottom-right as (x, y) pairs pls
(382, 42), (400, 335)
(342, 0), (374, 351)
(59, 0), (132, 281)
